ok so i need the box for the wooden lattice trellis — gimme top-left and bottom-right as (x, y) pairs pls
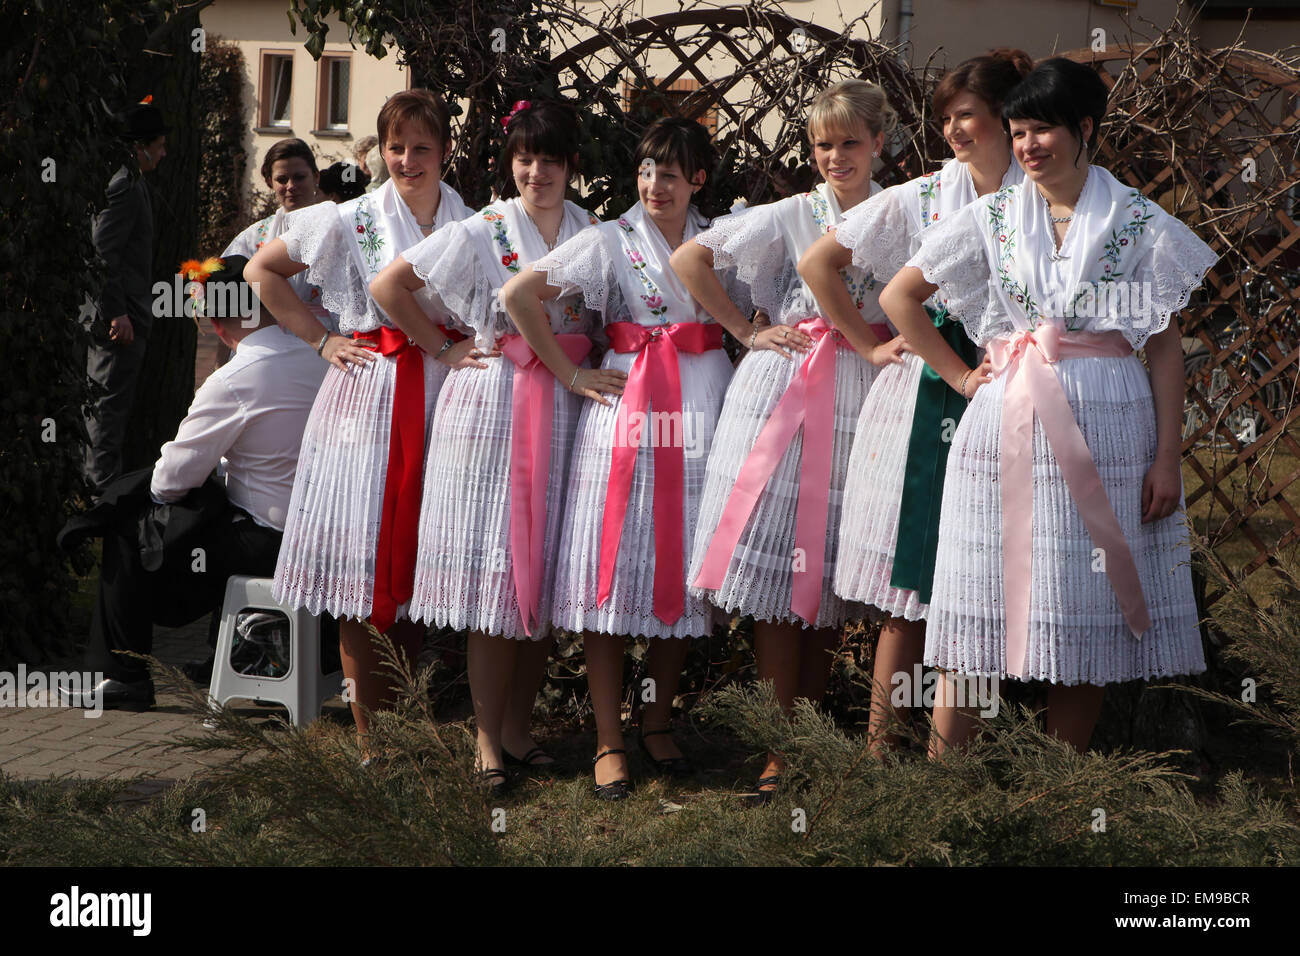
(549, 7), (943, 214)
(1063, 34), (1300, 607)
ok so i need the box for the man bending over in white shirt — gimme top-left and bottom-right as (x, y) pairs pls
(68, 259), (328, 710)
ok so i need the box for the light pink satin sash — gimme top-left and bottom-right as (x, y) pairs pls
(693, 317), (873, 624)
(987, 325), (1152, 677)
(498, 333), (592, 635)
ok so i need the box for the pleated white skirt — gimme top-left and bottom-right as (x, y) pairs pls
(409, 355), (583, 638)
(273, 349), (447, 621)
(686, 342), (875, 629)
(552, 347), (734, 639)
(924, 354), (1205, 684)
(834, 351), (929, 620)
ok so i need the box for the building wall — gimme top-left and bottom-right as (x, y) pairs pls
(200, 0), (410, 217)
(876, 0), (1300, 66)
(201, 0), (1293, 210)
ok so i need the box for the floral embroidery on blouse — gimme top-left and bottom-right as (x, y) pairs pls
(353, 198), (385, 276)
(562, 302), (583, 326)
(1096, 191), (1154, 283)
(810, 190), (877, 309)
(918, 172), (942, 225)
(254, 216), (270, 250)
(808, 190), (829, 231)
(988, 186), (1042, 324)
(483, 208), (520, 274)
(1064, 190), (1155, 328)
(617, 217), (669, 320)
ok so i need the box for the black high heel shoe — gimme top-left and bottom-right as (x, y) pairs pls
(638, 728), (694, 778)
(592, 748), (632, 801)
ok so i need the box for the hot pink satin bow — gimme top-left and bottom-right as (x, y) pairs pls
(987, 324), (1152, 677)
(600, 321), (724, 625)
(692, 317), (886, 624)
(499, 332), (592, 635)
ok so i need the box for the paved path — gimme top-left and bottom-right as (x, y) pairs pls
(0, 328), (344, 786)
(0, 614), (348, 784)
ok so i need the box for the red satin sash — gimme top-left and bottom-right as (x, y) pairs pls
(353, 324), (464, 632)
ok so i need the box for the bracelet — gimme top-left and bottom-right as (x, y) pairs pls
(436, 337), (455, 358)
(957, 368), (972, 396)
(747, 325), (759, 349)
(568, 368), (581, 391)
(315, 332), (330, 355)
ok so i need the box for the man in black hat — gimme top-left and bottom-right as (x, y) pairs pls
(82, 100), (170, 496)
(63, 257), (328, 710)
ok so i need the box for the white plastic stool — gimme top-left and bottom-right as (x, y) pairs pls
(208, 576), (342, 728)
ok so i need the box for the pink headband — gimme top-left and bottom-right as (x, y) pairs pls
(501, 100), (532, 132)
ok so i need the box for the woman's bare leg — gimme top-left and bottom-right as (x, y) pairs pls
(501, 633), (557, 763)
(868, 617), (926, 756)
(585, 630), (629, 785)
(1045, 682), (1106, 753)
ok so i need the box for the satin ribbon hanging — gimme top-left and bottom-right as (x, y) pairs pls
(355, 324), (464, 633)
(599, 322), (724, 625)
(498, 333), (592, 635)
(988, 325), (1152, 677)
(692, 317), (889, 624)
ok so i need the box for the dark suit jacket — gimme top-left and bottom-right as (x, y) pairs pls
(93, 166), (154, 323)
(57, 467), (230, 572)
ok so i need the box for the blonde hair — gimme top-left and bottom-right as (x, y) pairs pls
(807, 79), (898, 141)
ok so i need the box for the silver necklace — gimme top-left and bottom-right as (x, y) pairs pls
(524, 207), (559, 250)
(1041, 168), (1088, 225)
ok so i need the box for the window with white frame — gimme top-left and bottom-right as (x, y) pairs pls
(261, 52), (293, 128)
(318, 55), (351, 131)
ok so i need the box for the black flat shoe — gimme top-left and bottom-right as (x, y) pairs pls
(60, 677), (155, 712)
(479, 768), (510, 797)
(639, 728), (694, 778)
(742, 775), (782, 808)
(503, 746), (557, 772)
(592, 748), (632, 801)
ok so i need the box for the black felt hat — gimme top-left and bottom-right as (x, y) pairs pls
(119, 101), (171, 141)
(193, 255), (255, 320)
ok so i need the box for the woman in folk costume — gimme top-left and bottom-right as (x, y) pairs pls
(245, 90), (474, 743)
(222, 138), (338, 334)
(370, 101), (599, 791)
(798, 51), (1032, 756)
(672, 80), (908, 803)
(502, 118), (740, 800)
(880, 58), (1215, 754)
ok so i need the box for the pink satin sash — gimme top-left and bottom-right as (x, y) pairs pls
(498, 332), (592, 635)
(693, 317), (871, 624)
(599, 321), (725, 625)
(987, 325), (1152, 677)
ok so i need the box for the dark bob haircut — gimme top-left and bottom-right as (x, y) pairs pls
(260, 138), (317, 184)
(634, 116), (716, 204)
(319, 162), (369, 202)
(1001, 57), (1108, 164)
(498, 100), (582, 199)
(933, 48), (1034, 119)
